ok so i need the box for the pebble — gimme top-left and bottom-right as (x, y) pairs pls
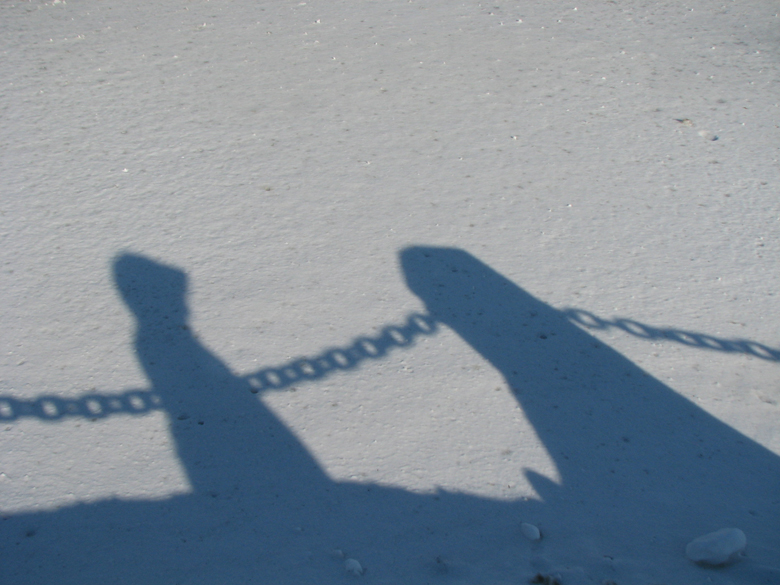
(521, 522), (542, 541)
(331, 549), (345, 559)
(530, 573), (561, 585)
(345, 558), (364, 576)
(685, 528), (746, 565)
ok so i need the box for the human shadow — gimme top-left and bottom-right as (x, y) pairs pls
(2, 248), (778, 585)
(400, 246), (780, 581)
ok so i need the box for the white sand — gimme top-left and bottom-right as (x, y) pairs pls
(2, 1), (778, 583)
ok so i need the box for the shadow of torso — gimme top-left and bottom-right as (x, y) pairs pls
(2, 250), (778, 585)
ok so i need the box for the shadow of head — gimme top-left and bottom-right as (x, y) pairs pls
(113, 253), (189, 326)
(401, 245), (525, 327)
(400, 245), (554, 371)
(401, 245), (489, 310)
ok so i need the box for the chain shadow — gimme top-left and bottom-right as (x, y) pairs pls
(3, 307), (776, 423)
(0, 315), (437, 422)
(563, 308), (780, 362)
(1, 248), (778, 585)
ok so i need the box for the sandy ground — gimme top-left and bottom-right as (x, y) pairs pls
(1, 1), (779, 583)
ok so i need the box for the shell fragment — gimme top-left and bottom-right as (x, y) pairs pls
(685, 528), (746, 565)
(521, 522), (542, 541)
(345, 558), (364, 576)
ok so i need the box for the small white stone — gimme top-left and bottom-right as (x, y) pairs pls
(686, 528), (746, 565)
(521, 522), (542, 541)
(345, 558), (364, 576)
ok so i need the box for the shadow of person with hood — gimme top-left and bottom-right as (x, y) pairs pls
(2, 248), (778, 585)
(400, 246), (780, 582)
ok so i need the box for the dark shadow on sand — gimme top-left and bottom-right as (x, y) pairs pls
(2, 247), (778, 584)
